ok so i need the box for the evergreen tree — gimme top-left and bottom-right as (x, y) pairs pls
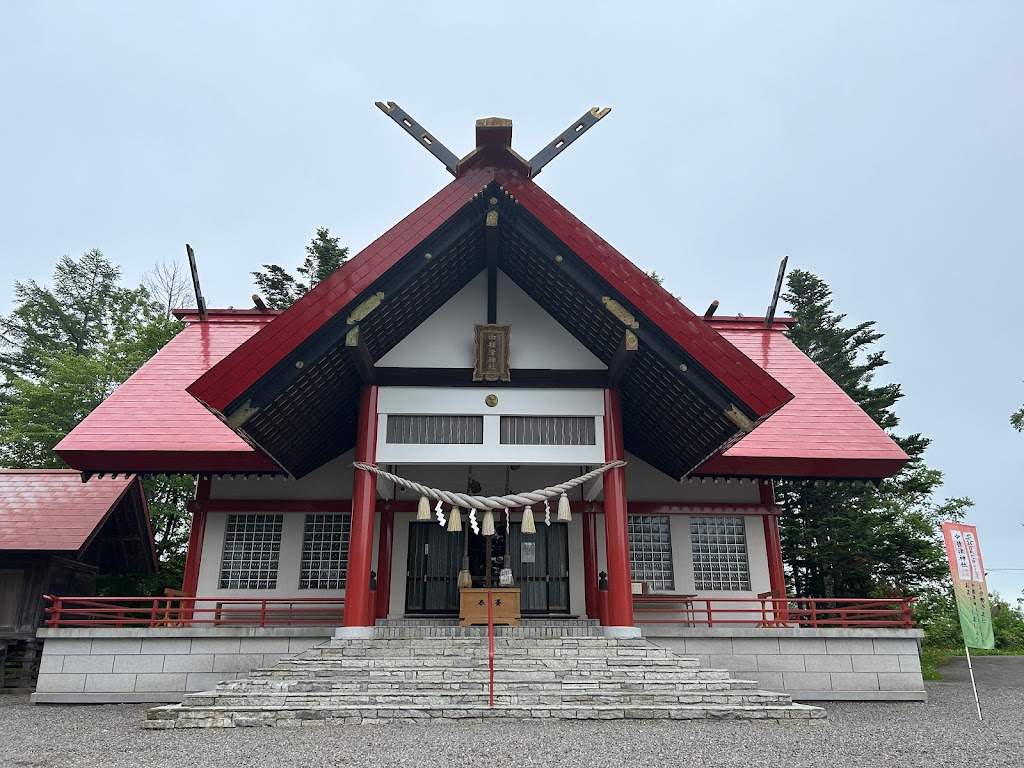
(252, 227), (349, 309)
(777, 270), (969, 598)
(0, 250), (190, 573)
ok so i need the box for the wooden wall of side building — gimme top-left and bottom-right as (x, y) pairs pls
(0, 555), (97, 638)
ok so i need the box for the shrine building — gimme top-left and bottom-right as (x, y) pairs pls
(32, 107), (925, 717)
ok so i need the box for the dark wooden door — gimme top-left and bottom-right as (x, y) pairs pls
(508, 523), (570, 614)
(405, 523), (462, 614)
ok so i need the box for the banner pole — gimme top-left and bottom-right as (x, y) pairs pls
(964, 644), (983, 721)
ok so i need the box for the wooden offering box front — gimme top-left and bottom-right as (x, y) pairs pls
(459, 588), (521, 626)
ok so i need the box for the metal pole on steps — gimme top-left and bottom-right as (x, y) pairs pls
(488, 591), (495, 708)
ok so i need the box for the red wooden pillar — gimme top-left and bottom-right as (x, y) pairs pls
(602, 389), (634, 628)
(344, 385), (379, 627)
(582, 506), (599, 620)
(181, 475), (211, 597)
(761, 481), (786, 597)
(375, 505), (395, 620)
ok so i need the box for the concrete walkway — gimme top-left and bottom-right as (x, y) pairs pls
(2, 656), (1022, 767)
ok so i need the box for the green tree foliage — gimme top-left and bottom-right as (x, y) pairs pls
(777, 270), (971, 598)
(0, 250), (190, 576)
(252, 227), (349, 309)
(1011, 401), (1024, 432)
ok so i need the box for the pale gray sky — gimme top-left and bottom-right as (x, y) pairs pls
(2, 2), (1021, 598)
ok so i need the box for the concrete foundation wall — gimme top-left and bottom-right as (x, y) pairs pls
(31, 627), (331, 704)
(643, 626), (926, 701)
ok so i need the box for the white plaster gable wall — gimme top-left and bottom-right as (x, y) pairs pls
(376, 271), (606, 370)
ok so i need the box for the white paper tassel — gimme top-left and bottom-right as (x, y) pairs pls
(521, 505), (536, 534)
(469, 509), (479, 535)
(417, 495), (431, 521)
(481, 509), (496, 536)
(557, 492), (572, 522)
(447, 507), (462, 532)
(544, 498), (551, 526)
(435, 500), (445, 527)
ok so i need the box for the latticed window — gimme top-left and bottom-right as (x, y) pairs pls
(690, 516), (750, 591)
(628, 515), (674, 590)
(499, 416), (597, 445)
(386, 415), (483, 444)
(299, 514), (351, 589)
(219, 514), (283, 589)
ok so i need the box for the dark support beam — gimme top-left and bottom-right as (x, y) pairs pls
(704, 299), (719, 318)
(764, 255), (789, 328)
(529, 107), (611, 178)
(186, 244), (207, 322)
(607, 330), (638, 388)
(374, 368), (608, 388)
(486, 209), (499, 324)
(375, 101), (459, 176)
(345, 326), (376, 385)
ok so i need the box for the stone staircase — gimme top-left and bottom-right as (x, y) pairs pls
(145, 620), (824, 728)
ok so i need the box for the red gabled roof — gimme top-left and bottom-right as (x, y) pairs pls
(694, 318), (909, 479)
(188, 168), (498, 412)
(55, 312), (281, 473)
(498, 174), (793, 415)
(188, 168), (791, 421)
(0, 470), (135, 552)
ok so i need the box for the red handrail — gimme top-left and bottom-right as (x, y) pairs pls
(631, 596), (918, 629)
(42, 595), (346, 628)
(487, 590), (495, 708)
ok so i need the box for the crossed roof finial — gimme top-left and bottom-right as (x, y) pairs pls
(374, 102), (611, 178)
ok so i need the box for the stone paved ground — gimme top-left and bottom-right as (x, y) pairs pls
(2, 656), (1021, 768)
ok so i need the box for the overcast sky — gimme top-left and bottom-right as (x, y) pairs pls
(2, 2), (1021, 598)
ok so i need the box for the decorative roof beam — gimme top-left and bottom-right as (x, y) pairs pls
(345, 326), (376, 385)
(529, 108), (611, 178)
(607, 329), (638, 388)
(485, 208), (500, 324)
(375, 101), (459, 176)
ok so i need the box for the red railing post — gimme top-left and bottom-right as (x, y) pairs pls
(45, 595), (60, 627)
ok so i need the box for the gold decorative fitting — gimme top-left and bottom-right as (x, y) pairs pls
(625, 330), (638, 351)
(226, 400), (259, 429)
(602, 297), (639, 329)
(486, 210), (499, 227)
(723, 405), (755, 432)
(489, 197), (498, 205)
(424, 253), (433, 260)
(485, 394), (499, 407)
(554, 255), (563, 263)
(347, 292), (385, 325)
(345, 327), (360, 347)
(295, 360), (304, 369)
(590, 107), (612, 119)
(374, 101), (398, 113)
(679, 363), (687, 372)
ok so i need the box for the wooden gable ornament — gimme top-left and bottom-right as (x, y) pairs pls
(473, 324), (511, 382)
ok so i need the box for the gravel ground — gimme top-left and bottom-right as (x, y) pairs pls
(2, 656), (1021, 768)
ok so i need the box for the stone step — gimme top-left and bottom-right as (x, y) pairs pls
(177, 689), (790, 709)
(145, 701), (826, 728)
(247, 667), (737, 685)
(279, 653), (692, 667)
(215, 678), (759, 694)
(325, 636), (639, 648)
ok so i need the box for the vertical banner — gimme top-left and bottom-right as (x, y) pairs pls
(941, 522), (995, 650)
